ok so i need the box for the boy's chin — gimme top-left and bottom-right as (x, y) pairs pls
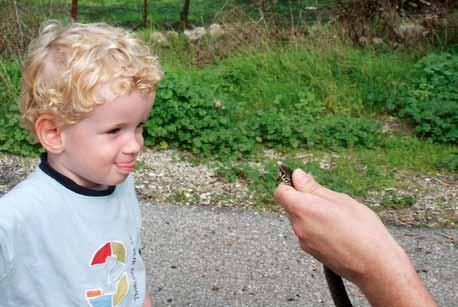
(108, 174), (130, 186)
(91, 174), (129, 189)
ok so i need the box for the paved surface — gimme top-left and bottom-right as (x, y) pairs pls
(141, 202), (457, 307)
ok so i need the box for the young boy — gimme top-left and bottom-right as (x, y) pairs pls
(0, 21), (163, 306)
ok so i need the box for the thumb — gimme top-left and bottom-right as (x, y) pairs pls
(292, 169), (321, 194)
(293, 169), (354, 205)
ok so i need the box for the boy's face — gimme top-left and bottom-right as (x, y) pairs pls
(54, 86), (154, 190)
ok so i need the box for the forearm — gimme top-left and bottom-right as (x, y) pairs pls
(358, 246), (437, 307)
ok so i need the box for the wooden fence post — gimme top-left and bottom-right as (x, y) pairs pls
(71, 0), (78, 22)
(144, 0), (148, 28)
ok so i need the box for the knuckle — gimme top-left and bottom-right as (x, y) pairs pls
(339, 192), (354, 202)
(292, 223), (307, 241)
(299, 240), (312, 254)
(302, 175), (321, 194)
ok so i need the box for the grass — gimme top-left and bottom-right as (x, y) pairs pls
(148, 31), (418, 116)
(359, 137), (457, 173)
(26, 0), (230, 28)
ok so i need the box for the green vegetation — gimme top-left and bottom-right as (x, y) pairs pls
(0, 0), (456, 210)
(381, 191), (416, 209)
(0, 59), (38, 155)
(29, 0), (337, 27)
(387, 52), (458, 144)
(20, 0), (229, 28)
(144, 39), (456, 207)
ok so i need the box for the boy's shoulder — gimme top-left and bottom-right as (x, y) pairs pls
(0, 167), (61, 215)
(3, 165), (49, 190)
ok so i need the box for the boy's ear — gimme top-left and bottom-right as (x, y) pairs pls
(35, 115), (65, 154)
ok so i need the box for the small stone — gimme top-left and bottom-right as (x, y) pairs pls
(184, 27), (207, 42)
(208, 24), (225, 39)
(150, 31), (168, 46)
(166, 31), (179, 40)
(372, 37), (383, 45)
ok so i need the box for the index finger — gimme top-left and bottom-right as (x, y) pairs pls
(274, 183), (331, 218)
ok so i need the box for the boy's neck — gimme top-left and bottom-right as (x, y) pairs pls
(40, 153), (115, 196)
(46, 152), (107, 190)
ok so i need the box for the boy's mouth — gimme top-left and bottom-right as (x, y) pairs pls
(115, 161), (135, 173)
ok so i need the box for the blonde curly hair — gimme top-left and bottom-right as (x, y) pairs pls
(20, 21), (163, 137)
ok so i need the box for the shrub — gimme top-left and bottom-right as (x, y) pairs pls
(388, 52), (458, 144)
(247, 90), (324, 149)
(0, 103), (37, 156)
(0, 1), (46, 57)
(144, 72), (256, 159)
(144, 70), (383, 159)
(434, 152), (458, 171)
(0, 59), (38, 155)
(308, 116), (383, 149)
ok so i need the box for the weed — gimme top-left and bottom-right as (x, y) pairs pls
(381, 191), (416, 209)
(215, 151), (396, 210)
(166, 191), (188, 203)
(134, 160), (147, 171)
(434, 152), (458, 171)
(214, 160), (279, 208)
(388, 52), (458, 144)
(144, 72), (256, 159)
(0, 0), (55, 57)
(0, 58), (38, 155)
(308, 116), (383, 149)
(361, 136), (456, 173)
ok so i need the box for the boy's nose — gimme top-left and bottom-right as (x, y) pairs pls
(123, 135), (143, 154)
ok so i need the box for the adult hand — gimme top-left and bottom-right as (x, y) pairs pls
(274, 169), (437, 307)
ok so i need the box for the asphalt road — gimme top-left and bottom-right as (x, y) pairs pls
(141, 202), (457, 307)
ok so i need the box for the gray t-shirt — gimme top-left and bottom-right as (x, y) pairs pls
(0, 158), (146, 307)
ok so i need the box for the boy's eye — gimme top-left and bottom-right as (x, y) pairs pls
(137, 122), (145, 129)
(106, 127), (121, 134)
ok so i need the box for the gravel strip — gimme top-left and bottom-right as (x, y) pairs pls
(135, 149), (254, 208)
(0, 149), (456, 227)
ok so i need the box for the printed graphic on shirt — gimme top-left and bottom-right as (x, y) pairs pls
(85, 241), (129, 307)
(91, 241), (126, 265)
